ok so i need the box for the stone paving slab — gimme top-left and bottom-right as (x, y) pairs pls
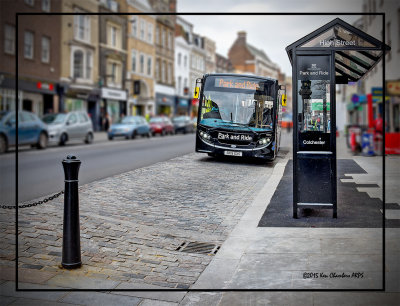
(6, 298), (78, 306)
(60, 291), (142, 306)
(0, 281), (67, 302)
(180, 292), (223, 306)
(45, 274), (121, 289)
(0, 152), (278, 291)
(113, 281), (186, 302)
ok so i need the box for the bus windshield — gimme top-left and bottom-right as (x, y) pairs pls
(200, 76), (276, 131)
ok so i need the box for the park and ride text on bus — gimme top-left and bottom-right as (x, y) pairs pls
(195, 74), (286, 160)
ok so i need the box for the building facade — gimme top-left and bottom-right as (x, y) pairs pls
(149, 0), (176, 116)
(189, 33), (206, 103)
(228, 31), (279, 80)
(98, 0), (128, 129)
(59, 0), (99, 128)
(215, 53), (233, 74)
(360, 0), (400, 134)
(174, 34), (191, 115)
(0, 0), (61, 115)
(124, 0), (156, 117)
(203, 36), (216, 74)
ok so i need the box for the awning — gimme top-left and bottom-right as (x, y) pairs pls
(286, 18), (391, 84)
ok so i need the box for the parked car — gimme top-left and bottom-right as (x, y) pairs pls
(43, 111), (94, 146)
(0, 110), (49, 153)
(172, 116), (195, 134)
(149, 117), (174, 136)
(108, 115), (151, 140)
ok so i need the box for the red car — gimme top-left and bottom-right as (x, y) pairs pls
(149, 117), (174, 136)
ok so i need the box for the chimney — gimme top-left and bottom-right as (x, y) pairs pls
(237, 31), (246, 45)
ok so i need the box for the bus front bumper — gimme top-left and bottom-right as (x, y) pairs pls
(196, 136), (274, 160)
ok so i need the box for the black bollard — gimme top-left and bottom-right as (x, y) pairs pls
(61, 155), (82, 269)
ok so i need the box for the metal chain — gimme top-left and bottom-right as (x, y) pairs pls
(1, 190), (64, 209)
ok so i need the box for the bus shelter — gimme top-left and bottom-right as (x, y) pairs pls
(286, 18), (390, 218)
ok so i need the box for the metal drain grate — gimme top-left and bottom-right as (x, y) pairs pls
(176, 241), (220, 255)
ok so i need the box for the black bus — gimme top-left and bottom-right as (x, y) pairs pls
(195, 74), (285, 161)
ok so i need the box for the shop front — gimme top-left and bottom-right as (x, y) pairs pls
(100, 87), (127, 129)
(175, 96), (191, 116)
(156, 93), (174, 116)
(0, 75), (56, 116)
(383, 81), (400, 153)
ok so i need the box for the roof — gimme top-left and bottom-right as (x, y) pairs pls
(247, 44), (272, 63)
(286, 18), (391, 83)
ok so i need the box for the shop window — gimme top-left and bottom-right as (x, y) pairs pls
(41, 36), (50, 63)
(74, 13), (90, 43)
(4, 24), (15, 55)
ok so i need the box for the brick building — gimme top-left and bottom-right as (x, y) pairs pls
(228, 31), (279, 80)
(215, 53), (233, 73)
(0, 0), (61, 115)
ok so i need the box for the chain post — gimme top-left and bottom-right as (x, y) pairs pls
(61, 155), (82, 269)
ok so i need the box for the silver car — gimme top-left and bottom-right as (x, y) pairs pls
(43, 111), (94, 146)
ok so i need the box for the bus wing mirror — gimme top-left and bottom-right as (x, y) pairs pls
(282, 94), (287, 106)
(194, 86), (200, 99)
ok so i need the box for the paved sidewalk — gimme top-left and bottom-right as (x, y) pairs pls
(184, 136), (400, 305)
(1, 132), (399, 305)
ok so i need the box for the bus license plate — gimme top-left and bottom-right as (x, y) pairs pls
(224, 151), (242, 156)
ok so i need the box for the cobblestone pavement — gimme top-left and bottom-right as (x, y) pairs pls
(0, 152), (282, 291)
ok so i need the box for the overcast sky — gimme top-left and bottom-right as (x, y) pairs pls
(176, 0), (376, 76)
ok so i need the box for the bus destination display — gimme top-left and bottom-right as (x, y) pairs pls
(214, 78), (259, 90)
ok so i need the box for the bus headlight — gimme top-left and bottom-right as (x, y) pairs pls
(258, 137), (271, 146)
(199, 131), (211, 140)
